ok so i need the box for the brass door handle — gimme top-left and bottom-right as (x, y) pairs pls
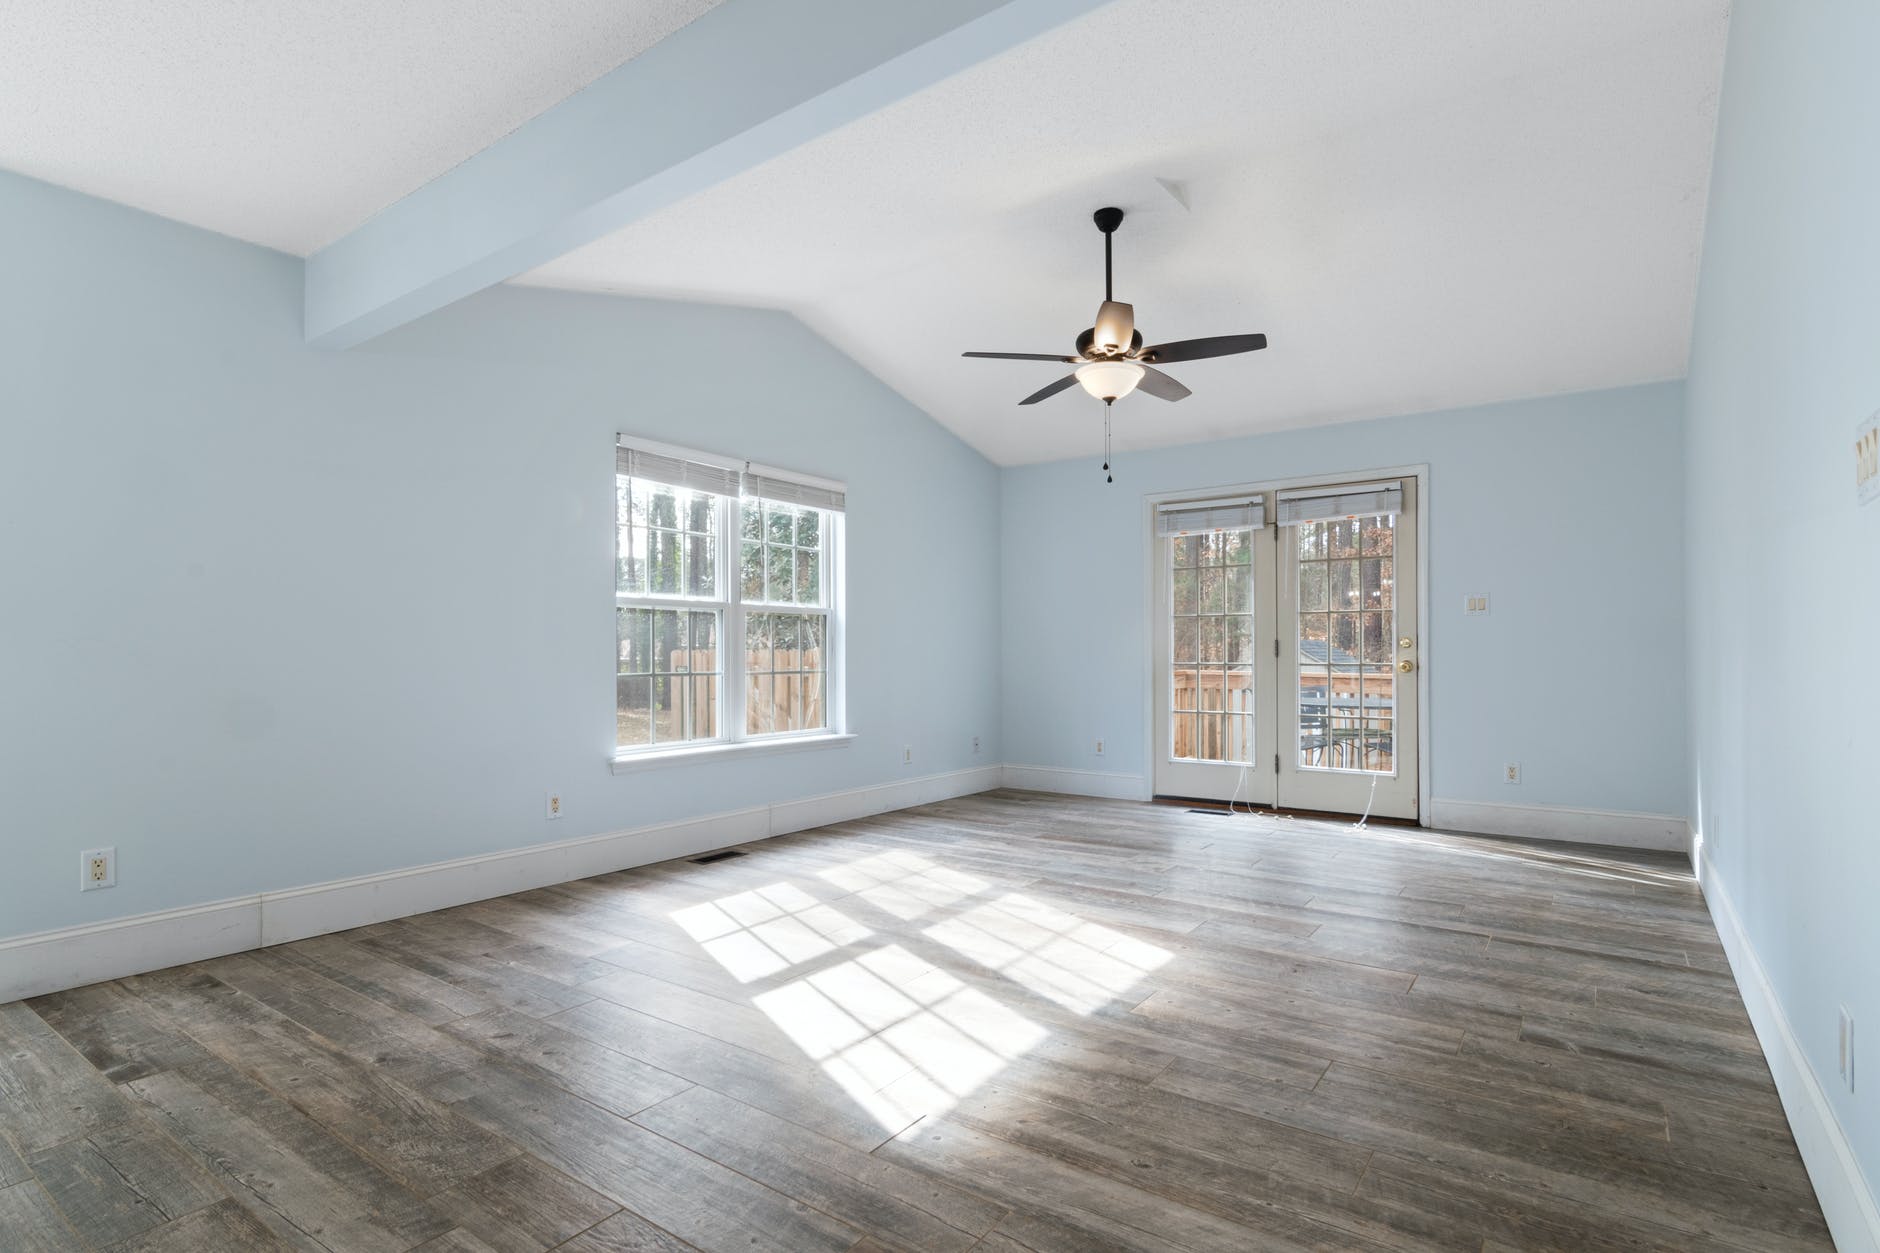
(1398, 659), (1414, 673)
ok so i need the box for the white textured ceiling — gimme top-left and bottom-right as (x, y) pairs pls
(520, 0), (1732, 464)
(0, 0), (721, 254)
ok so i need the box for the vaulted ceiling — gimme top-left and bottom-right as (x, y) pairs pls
(3, 1), (1731, 464)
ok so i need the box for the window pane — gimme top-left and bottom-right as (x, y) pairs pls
(745, 612), (773, 674)
(795, 549), (819, 604)
(1361, 612), (1391, 664)
(1173, 616), (1198, 663)
(1172, 568), (1198, 614)
(741, 501), (761, 540)
(1297, 523), (1327, 560)
(766, 505), (794, 545)
(1361, 516), (1394, 556)
(1328, 519), (1360, 558)
(1171, 711), (1196, 758)
(1223, 530), (1251, 566)
(766, 544), (793, 604)
(1362, 669), (1395, 720)
(1361, 558), (1390, 609)
(1298, 562), (1327, 612)
(741, 541), (764, 600)
(1199, 616), (1225, 662)
(1197, 667), (1225, 711)
(1225, 565), (1251, 614)
(796, 509), (820, 547)
(617, 607), (651, 675)
(616, 676), (653, 748)
(686, 532), (716, 597)
(1225, 616), (1252, 664)
(650, 528), (680, 594)
(1172, 535), (1199, 568)
(1226, 665), (1254, 717)
(1331, 612), (1361, 664)
(1331, 560), (1359, 610)
(1199, 565), (1224, 614)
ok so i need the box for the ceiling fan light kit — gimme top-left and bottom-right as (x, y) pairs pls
(963, 206), (1268, 482)
(1074, 359), (1144, 401)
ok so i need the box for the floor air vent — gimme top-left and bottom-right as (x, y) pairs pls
(688, 849), (748, 865)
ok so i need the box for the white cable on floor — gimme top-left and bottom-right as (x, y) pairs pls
(1351, 772), (1380, 830)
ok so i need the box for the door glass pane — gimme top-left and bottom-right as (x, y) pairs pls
(1168, 530), (1254, 763)
(1296, 513), (1396, 772)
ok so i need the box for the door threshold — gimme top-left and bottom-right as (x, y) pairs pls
(1153, 795), (1419, 828)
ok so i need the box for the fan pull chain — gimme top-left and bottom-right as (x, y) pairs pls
(1103, 400), (1113, 483)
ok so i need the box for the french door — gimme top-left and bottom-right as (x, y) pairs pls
(1152, 478), (1420, 820)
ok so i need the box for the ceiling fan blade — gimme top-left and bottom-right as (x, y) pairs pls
(1135, 366), (1191, 401)
(963, 351), (1078, 362)
(1139, 333), (1268, 364)
(1018, 374), (1080, 405)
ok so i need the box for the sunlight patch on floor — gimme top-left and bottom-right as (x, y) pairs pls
(813, 849), (990, 920)
(753, 943), (1046, 1129)
(669, 882), (871, 982)
(668, 859), (1174, 1130)
(923, 892), (1172, 1014)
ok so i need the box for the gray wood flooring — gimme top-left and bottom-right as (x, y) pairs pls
(0, 790), (1831, 1250)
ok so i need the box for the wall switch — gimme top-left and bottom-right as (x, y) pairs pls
(1465, 594), (1491, 616)
(1840, 1007), (1856, 1091)
(545, 792), (564, 820)
(80, 847), (116, 891)
(903, 746), (913, 765)
(1095, 739), (1105, 757)
(1503, 762), (1521, 785)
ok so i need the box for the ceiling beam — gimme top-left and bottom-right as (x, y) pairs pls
(303, 0), (1108, 348)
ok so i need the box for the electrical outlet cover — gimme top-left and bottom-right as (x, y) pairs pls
(80, 847), (116, 891)
(545, 792), (563, 820)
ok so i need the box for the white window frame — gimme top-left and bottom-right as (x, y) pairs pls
(612, 437), (849, 770)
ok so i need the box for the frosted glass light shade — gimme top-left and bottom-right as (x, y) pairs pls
(1075, 360), (1145, 401)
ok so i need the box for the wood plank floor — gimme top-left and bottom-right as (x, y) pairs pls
(0, 790), (1831, 1251)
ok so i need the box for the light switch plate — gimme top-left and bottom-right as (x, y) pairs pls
(1465, 594), (1490, 616)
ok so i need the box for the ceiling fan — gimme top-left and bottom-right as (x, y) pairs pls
(961, 206), (1267, 480)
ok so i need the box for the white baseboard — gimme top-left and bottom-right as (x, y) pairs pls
(1426, 797), (1688, 852)
(1699, 851), (1880, 1252)
(1001, 763), (1149, 801)
(0, 764), (1002, 1004)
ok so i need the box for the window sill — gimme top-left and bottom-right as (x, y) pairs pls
(610, 733), (855, 774)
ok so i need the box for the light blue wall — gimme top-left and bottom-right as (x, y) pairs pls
(1683, 0), (1879, 1191)
(0, 171), (1002, 939)
(1000, 383), (1688, 816)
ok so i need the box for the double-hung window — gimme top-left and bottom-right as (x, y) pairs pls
(615, 438), (844, 758)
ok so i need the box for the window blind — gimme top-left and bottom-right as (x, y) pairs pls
(1275, 482), (1403, 525)
(742, 471), (846, 514)
(616, 444), (742, 497)
(1155, 497), (1265, 536)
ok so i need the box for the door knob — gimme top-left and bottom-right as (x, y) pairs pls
(1398, 659), (1414, 672)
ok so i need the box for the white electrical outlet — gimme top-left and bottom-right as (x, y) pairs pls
(545, 792), (564, 820)
(1503, 762), (1521, 785)
(80, 847), (116, 891)
(1095, 738), (1106, 756)
(1840, 1007), (1856, 1091)
(903, 746), (913, 765)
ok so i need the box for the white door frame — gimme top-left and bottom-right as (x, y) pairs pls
(1140, 462), (1432, 825)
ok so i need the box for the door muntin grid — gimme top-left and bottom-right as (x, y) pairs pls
(1169, 528), (1255, 764)
(1294, 512), (1396, 774)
